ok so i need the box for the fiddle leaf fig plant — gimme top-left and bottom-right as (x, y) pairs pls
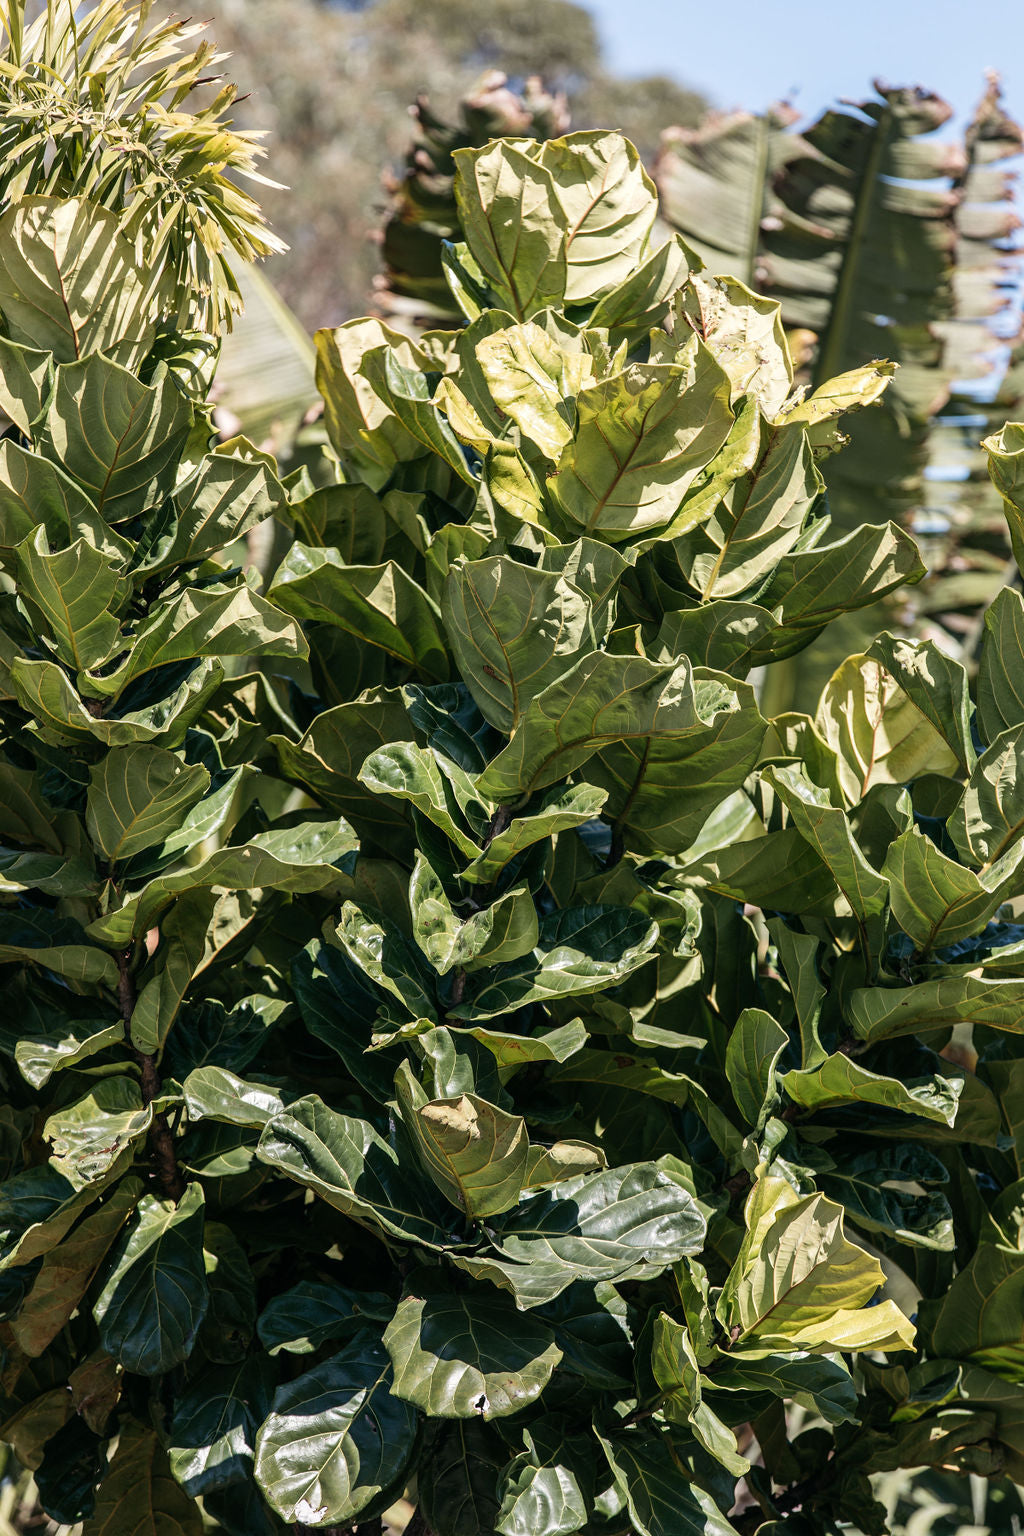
(4, 23), (1024, 1530)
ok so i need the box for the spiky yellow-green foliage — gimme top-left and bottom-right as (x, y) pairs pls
(0, 0), (285, 331)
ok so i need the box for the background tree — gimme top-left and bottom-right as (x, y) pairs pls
(181, 0), (707, 330)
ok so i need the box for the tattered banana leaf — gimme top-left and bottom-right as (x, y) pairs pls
(377, 72), (570, 327)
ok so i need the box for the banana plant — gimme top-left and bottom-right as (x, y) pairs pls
(656, 83), (965, 529)
(657, 79), (1024, 715)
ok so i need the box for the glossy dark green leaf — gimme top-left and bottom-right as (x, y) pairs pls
(948, 723), (1024, 866)
(780, 1052), (960, 1126)
(35, 1414), (105, 1524)
(725, 1008), (788, 1129)
(168, 1356), (275, 1497)
(978, 585), (1024, 743)
(456, 1162), (706, 1306)
(16, 528), (124, 672)
(200, 1222), (258, 1363)
(253, 1327), (420, 1526)
(449, 905), (658, 1021)
(86, 820), (353, 946)
(85, 746), (210, 863)
(270, 545), (450, 682)
(418, 1419), (507, 1536)
(707, 1351), (857, 1426)
(384, 1289), (561, 1418)
(256, 1095), (454, 1249)
(848, 977), (1024, 1044)
(93, 1183), (210, 1375)
(596, 1425), (738, 1536)
(443, 555), (601, 731)
(257, 1280), (394, 1356)
(0, 1163), (107, 1270)
(820, 1145), (953, 1250)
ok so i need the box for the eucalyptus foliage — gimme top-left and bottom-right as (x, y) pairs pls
(4, 103), (1024, 1536)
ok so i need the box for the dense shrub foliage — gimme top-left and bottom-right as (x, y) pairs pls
(4, 41), (1024, 1536)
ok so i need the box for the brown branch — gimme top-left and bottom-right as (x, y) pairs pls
(481, 803), (512, 851)
(116, 948), (185, 1203)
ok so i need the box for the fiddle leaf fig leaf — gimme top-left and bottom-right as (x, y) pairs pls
(0, 440), (127, 556)
(596, 1426), (739, 1536)
(590, 670), (765, 854)
(474, 322), (582, 460)
(948, 724), (1024, 866)
(359, 740), (482, 859)
(477, 653), (700, 801)
(384, 1290), (562, 1419)
(442, 555), (602, 732)
(395, 1063), (529, 1218)
(725, 1008), (788, 1129)
(11, 1177), (140, 1358)
(256, 1095), (453, 1250)
(676, 271), (793, 417)
(458, 782), (607, 884)
(270, 545), (449, 681)
(168, 1356), (274, 1499)
(882, 826), (1020, 952)
(0, 337), (53, 435)
(410, 856), (538, 975)
(550, 345), (734, 540)
(817, 655), (962, 807)
(867, 634), (975, 773)
(0, 196), (162, 366)
(848, 976), (1024, 1044)
(820, 1145), (953, 1251)
(253, 1328), (420, 1527)
(763, 762), (888, 919)
(80, 583), (307, 702)
(645, 1311), (748, 1474)
(15, 528), (125, 671)
(453, 141), (568, 320)
(539, 131), (659, 304)
(448, 905), (658, 1021)
(718, 1175), (915, 1355)
(38, 354), (192, 521)
(86, 746), (210, 863)
(257, 1280), (393, 1357)
(93, 1183), (209, 1375)
(85, 820), (353, 945)
(462, 1162), (706, 1306)
(315, 318), (434, 487)
(335, 900), (438, 1021)
(978, 585), (1024, 743)
(142, 451), (286, 573)
(780, 1054), (961, 1126)
(44, 1079), (151, 1190)
(708, 1351), (857, 1425)
(84, 1421), (202, 1536)
(926, 1215), (1024, 1374)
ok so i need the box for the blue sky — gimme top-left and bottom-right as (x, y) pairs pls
(583, 0), (1024, 131)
